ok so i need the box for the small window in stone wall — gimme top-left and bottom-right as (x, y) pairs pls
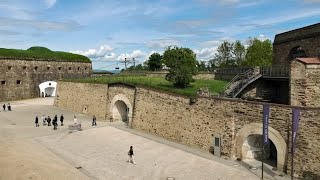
(85, 67), (87, 70)
(58, 67), (62, 70)
(35, 66), (38, 70)
(23, 66), (27, 70)
(47, 66), (50, 70)
(78, 67), (80, 70)
(8, 66), (12, 70)
(69, 67), (72, 70)
(1, 81), (6, 85)
(16, 80), (21, 85)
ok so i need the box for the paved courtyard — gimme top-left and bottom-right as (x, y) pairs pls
(0, 98), (290, 180)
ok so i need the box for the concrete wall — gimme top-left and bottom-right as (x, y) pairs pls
(0, 58), (92, 101)
(55, 81), (320, 178)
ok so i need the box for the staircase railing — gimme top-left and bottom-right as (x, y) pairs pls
(220, 69), (253, 97)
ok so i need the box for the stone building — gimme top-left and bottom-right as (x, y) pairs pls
(0, 48), (92, 101)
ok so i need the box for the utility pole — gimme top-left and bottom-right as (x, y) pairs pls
(124, 58), (127, 70)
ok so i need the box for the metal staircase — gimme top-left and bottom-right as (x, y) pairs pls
(221, 69), (262, 98)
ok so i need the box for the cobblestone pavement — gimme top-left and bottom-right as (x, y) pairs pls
(0, 98), (292, 180)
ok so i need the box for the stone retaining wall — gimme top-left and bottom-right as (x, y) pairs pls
(55, 81), (320, 178)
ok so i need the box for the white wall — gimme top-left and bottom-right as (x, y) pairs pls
(39, 81), (57, 97)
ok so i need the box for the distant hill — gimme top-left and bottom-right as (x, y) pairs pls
(93, 69), (120, 74)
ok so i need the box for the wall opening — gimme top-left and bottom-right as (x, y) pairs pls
(1, 81), (6, 85)
(39, 81), (57, 97)
(16, 80), (21, 85)
(113, 100), (129, 123)
(289, 46), (306, 60)
(242, 134), (277, 167)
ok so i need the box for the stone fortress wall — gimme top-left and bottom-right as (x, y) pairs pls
(55, 81), (320, 178)
(0, 57), (92, 101)
(273, 23), (320, 65)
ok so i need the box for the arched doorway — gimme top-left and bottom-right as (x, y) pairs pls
(39, 81), (57, 97)
(288, 46), (306, 60)
(242, 134), (277, 167)
(235, 123), (287, 172)
(113, 100), (129, 123)
(110, 94), (133, 126)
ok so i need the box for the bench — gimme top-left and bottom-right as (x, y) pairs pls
(68, 124), (82, 131)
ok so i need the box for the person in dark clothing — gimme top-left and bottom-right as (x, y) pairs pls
(35, 116), (39, 127)
(47, 116), (51, 126)
(3, 104), (6, 111)
(53, 115), (58, 130)
(127, 146), (136, 164)
(60, 114), (64, 126)
(7, 103), (11, 111)
(92, 115), (97, 126)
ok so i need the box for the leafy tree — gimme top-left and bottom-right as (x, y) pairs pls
(214, 41), (235, 67)
(207, 58), (217, 71)
(197, 60), (207, 71)
(233, 40), (246, 66)
(162, 46), (198, 87)
(127, 64), (147, 71)
(147, 53), (162, 71)
(243, 38), (272, 67)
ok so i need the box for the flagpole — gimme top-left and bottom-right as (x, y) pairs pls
(262, 143), (264, 179)
(291, 111), (294, 180)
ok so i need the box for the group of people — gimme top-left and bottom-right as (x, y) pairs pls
(2, 103), (11, 111)
(35, 114), (64, 130)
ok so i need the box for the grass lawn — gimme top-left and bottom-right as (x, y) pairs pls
(67, 75), (227, 97)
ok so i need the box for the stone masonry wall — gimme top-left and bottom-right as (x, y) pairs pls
(54, 82), (108, 120)
(55, 81), (320, 178)
(290, 60), (320, 107)
(0, 58), (92, 101)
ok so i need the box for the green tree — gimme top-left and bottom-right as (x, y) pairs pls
(147, 53), (162, 71)
(207, 58), (217, 71)
(197, 60), (206, 71)
(233, 40), (246, 66)
(214, 41), (235, 67)
(162, 46), (198, 87)
(243, 38), (272, 66)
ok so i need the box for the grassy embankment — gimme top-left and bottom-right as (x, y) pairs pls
(0, 46), (91, 63)
(68, 75), (227, 97)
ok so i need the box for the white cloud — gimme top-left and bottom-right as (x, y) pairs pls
(44, 0), (56, 8)
(117, 50), (147, 61)
(103, 53), (117, 61)
(146, 38), (181, 49)
(194, 47), (217, 60)
(71, 45), (114, 59)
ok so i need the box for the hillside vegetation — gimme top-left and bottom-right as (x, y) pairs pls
(67, 75), (227, 97)
(0, 46), (91, 63)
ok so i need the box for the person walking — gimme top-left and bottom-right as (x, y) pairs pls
(73, 116), (77, 124)
(127, 146), (136, 164)
(42, 115), (46, 126)
(3, 104), (6, 111)
(92, 115), (97, 126)
(52, 115), (58, 130)
(35, 116), (39, 127)
(7, 103), (11, 111)
(47, 116), (51, 126)
(60, 114), (64, 126)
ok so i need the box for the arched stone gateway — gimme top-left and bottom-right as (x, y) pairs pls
(110, 94), (133, 125)
(235, 123), (287, 172)
(39, 81), (57, 97)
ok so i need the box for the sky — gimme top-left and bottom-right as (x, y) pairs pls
(0, 0), (320, 70)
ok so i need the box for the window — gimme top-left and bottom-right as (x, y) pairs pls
(35, 66), (38, 70)
(49, 83), (51, 86)
(1, 81), (6, 85)
(78, 67), (80, 70)
(23, 66), (27, 70)
(85, 67), (87, 70)
(8, 66), (12, 70)
(58, 67), (62, 70)
(16, 80), (21, 85)
(69, 67), (72, 70)
(47, 66), (50, 70)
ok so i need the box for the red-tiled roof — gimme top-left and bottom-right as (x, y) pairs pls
(295, 57), (320, 64)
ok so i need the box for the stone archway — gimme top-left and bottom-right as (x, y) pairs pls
(39, 81), (57, 97)
(235, 123), (287, 172)
(110, 94), (133, 125)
